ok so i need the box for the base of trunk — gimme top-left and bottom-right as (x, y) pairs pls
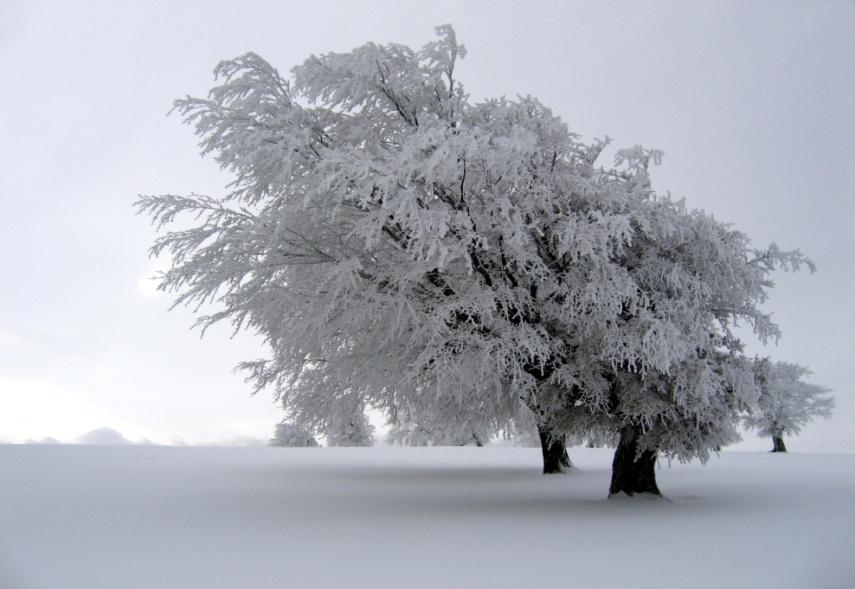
(771, 436), (787, 453)
(538, 426), (572, 474)
(609, 426), (660, 497)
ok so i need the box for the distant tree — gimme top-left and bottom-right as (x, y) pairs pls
(506, 408), (542, 449)
(385, 393), (493, 447)
(746, 359), (833, 452)
(138, 25), (812, 496)
(325, 399), (375, 447)
(386, 419), (488, 447)
(385, 421), (433, 447)
(269, 421), (319, 447)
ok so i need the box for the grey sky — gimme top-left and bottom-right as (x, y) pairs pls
(1, 0), (852, 450)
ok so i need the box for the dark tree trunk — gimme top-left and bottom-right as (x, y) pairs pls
(771, 435), (787, 453)
(538, 425), (572, 473)
(609, 425), (660, 497)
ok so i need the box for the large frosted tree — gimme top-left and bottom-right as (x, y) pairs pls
(137, 25), (594, 472)
(138, 26), (811, 495)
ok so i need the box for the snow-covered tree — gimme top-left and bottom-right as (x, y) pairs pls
(137, 25), (812, 496)
(136, 25), (578, 471)
(269, 421), (319, 447)
(324, 398), (374, 447)
(586, 192), (812, 495)
(384, 384), (497, 447)
(385, 401), (491, 447)
(506, 408), (542, 448)
(385, 421), (433, 447)
(746, 359), (833, 452)
(386, 421), (486, 446)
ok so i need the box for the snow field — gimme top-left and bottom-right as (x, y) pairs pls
(0, 445), (852, 589)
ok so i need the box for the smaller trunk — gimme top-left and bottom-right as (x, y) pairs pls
(771, 435), (787, 453)
(609, 425), (660, 497)
(538, 425), (572, 474)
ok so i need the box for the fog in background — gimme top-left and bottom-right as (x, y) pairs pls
(1, 0), (852, 450)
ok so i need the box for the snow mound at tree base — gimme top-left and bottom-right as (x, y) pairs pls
(0, 446), (852, 589)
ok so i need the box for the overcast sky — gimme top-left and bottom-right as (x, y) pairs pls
(1, 0), (852, 450)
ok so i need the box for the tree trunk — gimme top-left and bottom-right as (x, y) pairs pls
(538, 425), (572, 474)
(771, 435), (787, 453)
(609, 425), (660, 497)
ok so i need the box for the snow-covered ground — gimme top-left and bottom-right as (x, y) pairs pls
(0, 446), (852, 589)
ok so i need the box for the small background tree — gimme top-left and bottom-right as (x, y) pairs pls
(325, 399), (375, 447)
(747, 359), (833, 452)
(270, 421), (319, 447)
